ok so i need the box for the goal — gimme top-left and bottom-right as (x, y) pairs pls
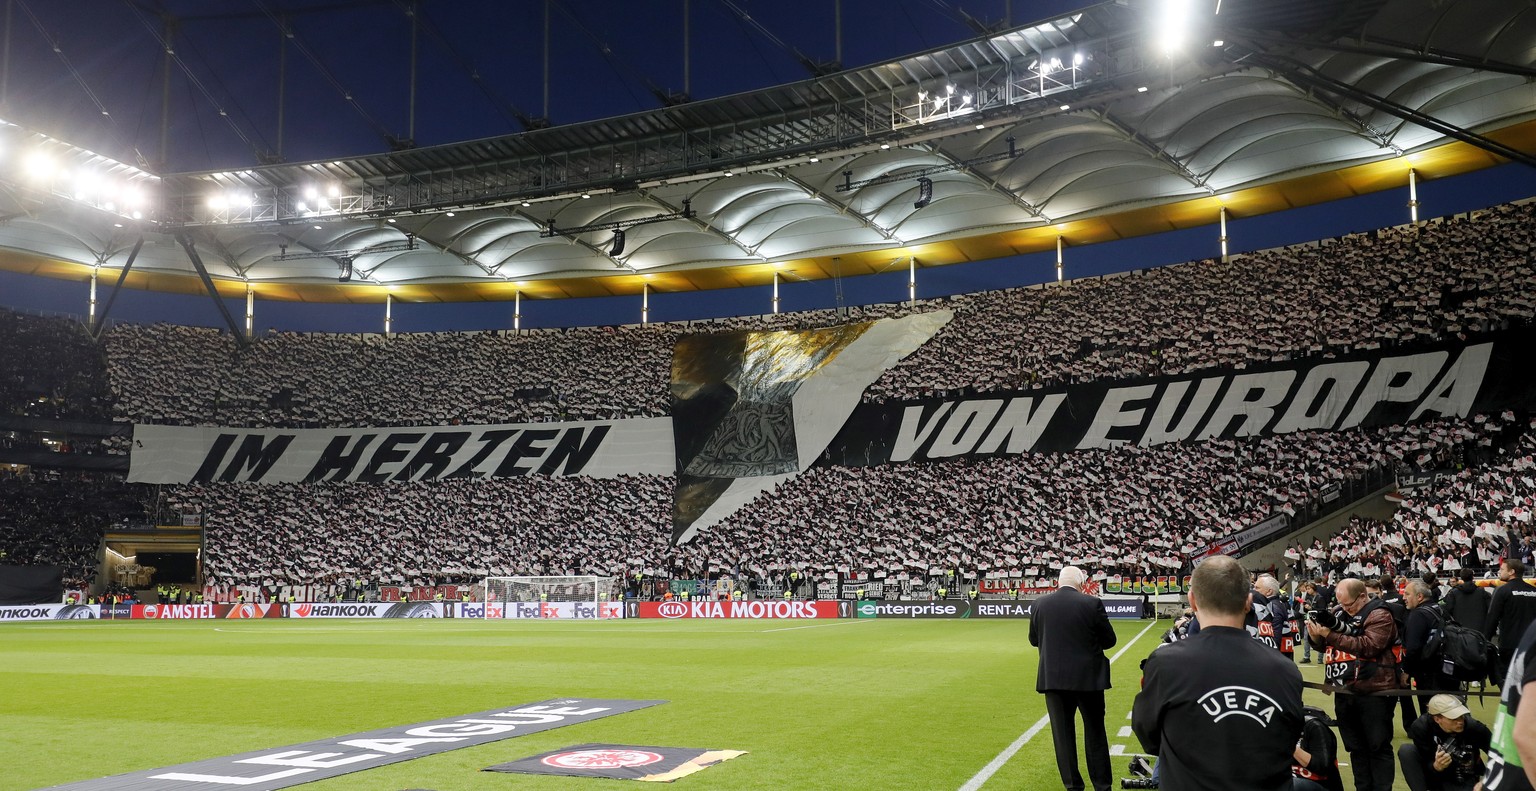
(481, 575), (618, 608)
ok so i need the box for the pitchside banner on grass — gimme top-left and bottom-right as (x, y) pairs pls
(822, 330), (1532, 464)
(36, 699), (665, 791)
(127, 418), (674, 484)
(486, 743), (746, 782)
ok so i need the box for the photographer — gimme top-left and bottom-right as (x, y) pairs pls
(1308, 577), (1402, 791)
(1398, 694), (1491, 791)
(1292, 705), (1345, 791)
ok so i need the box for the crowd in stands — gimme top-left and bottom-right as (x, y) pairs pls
(99, 202), (1536, 429)
(0, 200), (1533, 599)
(868, 201), (1536, 401)
(0, 468), (149, 589)
(162, 414), (1518, 592)
(0, 309), (113, 421)
(1294, 413), (1536, 581)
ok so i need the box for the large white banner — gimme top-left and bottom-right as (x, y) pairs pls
(129, 418), (674, 484)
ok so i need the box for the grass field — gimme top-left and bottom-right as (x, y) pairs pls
(2, 616), (1453, 790)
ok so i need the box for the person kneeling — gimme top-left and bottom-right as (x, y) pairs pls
(1398, 694), (1492, 791)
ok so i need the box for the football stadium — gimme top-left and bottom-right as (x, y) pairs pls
(2, 1), (1535, 789)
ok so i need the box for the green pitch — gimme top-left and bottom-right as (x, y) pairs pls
(0, 616), (1423, 790)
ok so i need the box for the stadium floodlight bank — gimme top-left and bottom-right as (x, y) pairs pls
(482, 576), (617, 611)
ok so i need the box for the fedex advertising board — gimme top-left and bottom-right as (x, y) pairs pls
(455, 602), (623, 619)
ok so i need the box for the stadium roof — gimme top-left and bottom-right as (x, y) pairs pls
(0, 0), (1531, 305)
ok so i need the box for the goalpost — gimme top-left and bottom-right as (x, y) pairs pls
(480, 575), (619, 617)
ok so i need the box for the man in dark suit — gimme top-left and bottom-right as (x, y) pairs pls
(1029, 565), (1117, 791)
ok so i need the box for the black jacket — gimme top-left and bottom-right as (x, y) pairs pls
(1488, 578), (1536, 657)
(1408, 711), (1492, 787)
(1133, 625), (1304, 791)
(1443, 579), (1493, 636)
(1029, 586), (1116, 692)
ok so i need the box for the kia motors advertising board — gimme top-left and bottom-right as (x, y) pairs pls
(454, 602), (623, 620)
(630, 600), (845, 619)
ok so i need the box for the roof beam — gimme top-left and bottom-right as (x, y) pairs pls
(1247, 50), (1536, 169)
(635, 188), (765, 259)
(917, 142), (1051, 222)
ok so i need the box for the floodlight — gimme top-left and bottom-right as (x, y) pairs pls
(1156, 0), (1194, 55)
(23, 152), (55, 180)
(208, 195), (228, 210)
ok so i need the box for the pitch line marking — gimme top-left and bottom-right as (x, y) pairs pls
(760, 619), (869, 633)
(957, 619), (1158, 791)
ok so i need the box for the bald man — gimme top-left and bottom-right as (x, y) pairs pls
(1030, 566), (1117, 791)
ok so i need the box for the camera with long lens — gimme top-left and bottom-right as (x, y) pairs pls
(1306, 607), (1338, 630)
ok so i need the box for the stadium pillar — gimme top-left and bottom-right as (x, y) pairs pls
(1055, 235), (1064, 282)
(514, 290), (522, 330)
(385, 293), (393, 337)
(1220, 206), (1229, 263)
(244, 282), (254, 340)
(772, 271), (780, 314)
(1409, 167), (1420, 224)
(88, 267), (97, 324)
(642, 283), (650, 324)
(908, 256), (916, 307)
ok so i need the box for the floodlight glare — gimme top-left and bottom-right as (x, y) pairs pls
(328, 184), (340, 197)
(304, 186), (317, 200)
(296, 201), (308, 213)
(23, 151), (55, 180)
(208, 195), (228, 210)
(1156, 0), (1194, 55)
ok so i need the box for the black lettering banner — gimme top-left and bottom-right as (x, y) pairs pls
(823, 330), (1530, 465)
(129, 419), (673, 484)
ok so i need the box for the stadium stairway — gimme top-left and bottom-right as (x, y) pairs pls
(1239, 485), (1400, 577)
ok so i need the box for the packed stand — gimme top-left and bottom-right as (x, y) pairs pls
(0, 469), (149, 590)
(0, 308), (114, 422)
(1293, 411), (1536, 581)
(171, 414), (1506, 592)
(867, 201), (1536, 401)
(102, 202), (1536, 429)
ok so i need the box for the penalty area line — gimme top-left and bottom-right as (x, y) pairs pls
(956, 618), (1159, 791)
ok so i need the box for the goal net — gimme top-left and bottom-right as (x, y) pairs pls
(481, 576), (618, 609)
